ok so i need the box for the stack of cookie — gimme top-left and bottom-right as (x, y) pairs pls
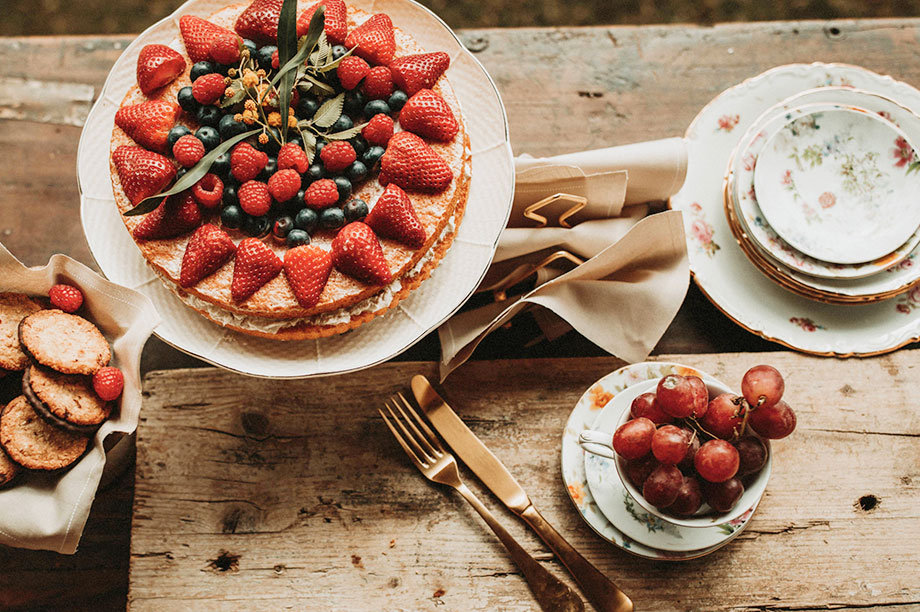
(0, 289), (122, 487)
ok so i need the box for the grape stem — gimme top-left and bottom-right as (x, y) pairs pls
(685, 416), (719, 441)
(733, 396), (752, 440)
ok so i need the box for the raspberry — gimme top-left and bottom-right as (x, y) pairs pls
(238, 180), (272, 216)
(268, 169), (301, 202)
(192, 73), (226, 105)
(362, 113), (394, 147)
(277, 142), (309, 173)
(93, 367), (125, 402)
(271, 49), (280, 70)
(230, 142), (269, 182)
(304, 179), (340, 209)
(48, 284), (84, 313)
(336, 56), (370, 91)
(361, 65), (393, 100)
(192, 173), (224, 208)
(172, 134), (205, 168)
(319, 141), (356, 173)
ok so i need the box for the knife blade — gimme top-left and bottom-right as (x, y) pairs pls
(411, 375), (633, 612)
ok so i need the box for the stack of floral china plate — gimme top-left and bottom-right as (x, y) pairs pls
(671, 64), (920, 357)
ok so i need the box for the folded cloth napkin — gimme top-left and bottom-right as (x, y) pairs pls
(438, 138), (690, 380)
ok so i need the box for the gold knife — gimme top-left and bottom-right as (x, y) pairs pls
(412, 375), (634, 612)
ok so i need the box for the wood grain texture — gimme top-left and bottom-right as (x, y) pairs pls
(129, 351), (920, 611)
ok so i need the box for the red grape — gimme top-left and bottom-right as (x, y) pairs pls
(642, 464), (683, 508)
(700, 393), (746, 440)
(741, 365), (785, 409)
(656, 374), (695, 418)
(677, 427), (700, 474)
(612, 417), (656, 460)
(749, 400), (797, 439)
(624, 454), (659, 489)
(694, 439), (740, 483)
(702, 477), (744, 512)
(651, 425), (690, 465)
(630, 392), (672, 425)
(685, 376), (709, 418)
(668, 475), (703, 516)
(735, 436), (768, 475)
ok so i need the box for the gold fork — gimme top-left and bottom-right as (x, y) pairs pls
(380, 393), (584, 612)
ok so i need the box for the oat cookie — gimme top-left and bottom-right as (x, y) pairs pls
(0, 442), (18, 487)
(0, 395), (89, 471)
(19, 309), (111, 375)
(23, 365), (111, 433)
(0, 293), (43, 371)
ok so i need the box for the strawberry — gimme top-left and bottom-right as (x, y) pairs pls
(230, 142), (269, 182)
(209, 32), (242, 65)
(345, 14), (395, 66)
(319, 141), (356, 172)
(180, 224), (237, 288)
(132, 192), (202, 241)
(283, 245), (333, 308)
(267, 169), (301, 202)
(331, 222), (392, 285)
(361, 65), (393, 100)
(389, 52), (450, 96)
(231, 238), (283, 301)
(297, 0), (348, 44)
(192, 73), (227, 105)
(277, 142), (309, 173)
(92, 367), (124, 402)
(398, 89), (459, 142)
(379, 131), (452, 193)
(172, 134), (205, 168)
(361, 113), (393, 146)
(336, 56), (370, 91)
(48, 284), (84, 313)
(234, 0), (283, 44)
(238, 180), (272, 216)
(114, 100), (181, 153)
(136, 44), (186, 96)
(365, 184), (426, 249)
(304, 179), (340, 209)
(112, 145), (177, 205)
(179, 15), (237, 64)
(191, 173), (224, 208)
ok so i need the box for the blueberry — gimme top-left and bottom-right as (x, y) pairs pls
(190, 61), (217, 81)
(175, 168), (187, 182)
(320, 207), (346, 230)
(343, 198), (368, 222)
(167, 125), (191, 149)
(256, 45), (277, 71)
(344, 90), (367, 116)
(217, 63), (235, 76)
(196, 126), (221, 151)
(294, 208), (318, 233)
(388, 89), (408, 112)
(331, 115), (354, 133)
(345, 160), (368, 183)
(331, 45), (348, 60)
(350, 135), (368, 157)
(272, 216), (294, 240)
(219, 114), (248, 140)
(306, 163), (325, 182)
(297, 96), (320, 119)
(196, 106), (221, 128)
(242, 39), (258, 55)
(288, 135), (303, 149)
(258, 157), (278, 182)
(333, 176), (352, 201)
(211, 152), (231, 178)
(243, 214), (271, 237)
(177, 86), (199, 113)
(286, 229), (311, 247)
(364, 99), (390, 117)
(315, 140), (326, 156)
(257, 127), (282, 155)
(362, 145), (385, 168)
(221, 204), (243, 229)
(223, 184), (239, 207)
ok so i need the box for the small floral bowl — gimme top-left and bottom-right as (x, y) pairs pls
(581, 376), (772, 528)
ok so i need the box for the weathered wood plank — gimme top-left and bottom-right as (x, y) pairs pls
(129, 351), (920, 611)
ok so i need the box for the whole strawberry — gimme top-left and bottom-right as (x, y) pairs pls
(398, 89), (459, 142)
(284, 245), (333, 308)
(136, 44), (185, 96)
(115, 100), (181, 153)
(297, 0), (348, 44)
(132, 192), (202, 241)
(389, 52), (450, 96)
(365, 184), (426, 249)
(320, 141), (356, 173)
(112, 145), (177, 205)
(48, 284), (84, 313)
(180, 224), (237, 288)
(379, 132), (453, 193)
(93, 367), (125, 402)
(231, 238), (283, 301)
(345, 14), (395, 66)
(235, 0), (283, 44)
(331, 222), (392, 285)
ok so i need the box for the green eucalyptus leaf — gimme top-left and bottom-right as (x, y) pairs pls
(123, 129), (260, 217)
(271, 6), (325, 90)
(313, 93), (344, 128)
(300, 73), (336, 96)
(325, 122), (367, 140)
(277, 0), (299, 140)
(220, 81), (247, 108)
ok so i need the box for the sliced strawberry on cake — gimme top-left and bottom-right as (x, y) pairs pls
(132, 192), (202, 241)
(136, 44), (186, 96)
(115, 100), (180, 154)
(234, 0), (284, 44)
(332, 222), (393, 286)
(366, 184), (426, 249)
(231, 238), (283, 302)
(389, 52), (450, 96)
(379, 132), (453, 193)
(284, 245), (333, 308)
(297, 0), (348, 44)
(112, 145), (176, 205)
(180, 224), (237, 288)
(345, 14), (395, 66)
(179, 15), (238, 64)
(398, 89), (459, 142)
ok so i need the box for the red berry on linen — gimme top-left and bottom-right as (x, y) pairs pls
(93, 367), (124, 402)
(48, 284), (84, 313)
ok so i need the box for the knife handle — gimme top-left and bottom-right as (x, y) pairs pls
(520, 504), (633, 612)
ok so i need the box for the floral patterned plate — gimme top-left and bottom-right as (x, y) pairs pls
(670, 63), (920, 356)
(754, 108), (920, 264)
(561, 362), (758, 560)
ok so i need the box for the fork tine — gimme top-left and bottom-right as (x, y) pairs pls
(384, 398), (435, 465)
(378, 407), (426, 470)
(393, 393), (442, 458)
(396, 393), (447, 454)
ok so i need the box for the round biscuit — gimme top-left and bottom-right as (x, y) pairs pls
(24, 365), (111, 430)
(19, 310), (110, 375)
(0, 395), (89, 471)
(0, 442), (18, 487)
(0, 293), (43, 371)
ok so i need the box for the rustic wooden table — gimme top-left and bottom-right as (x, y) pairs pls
(1, 17), (919, 611)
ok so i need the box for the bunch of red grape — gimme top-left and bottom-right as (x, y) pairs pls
(612, 365), (795, 518)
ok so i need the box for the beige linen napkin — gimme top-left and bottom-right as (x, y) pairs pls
(438, 138), (689, 379)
